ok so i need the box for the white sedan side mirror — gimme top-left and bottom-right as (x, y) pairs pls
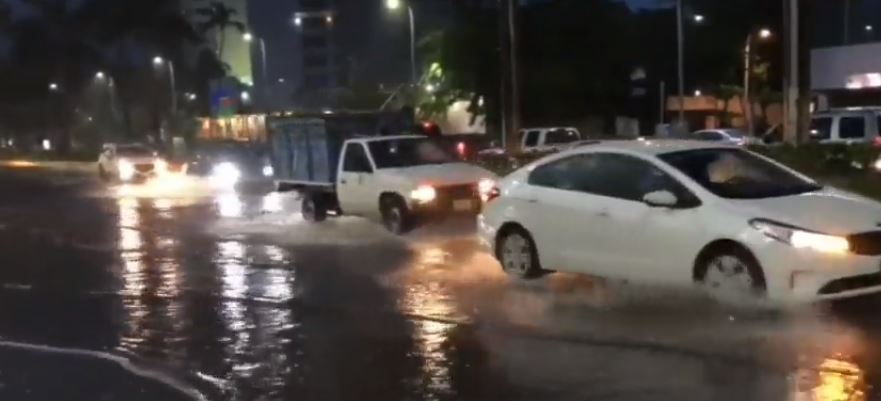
(642, 190), (678, 208)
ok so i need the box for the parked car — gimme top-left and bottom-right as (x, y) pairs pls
(478, 140), (881, 303)
(519, 127), (583, 152)
(692, 129), (756, 146)
(98, 143), (167, 183)
(809, 109), (881, 145)
(270, 114), (497, 234)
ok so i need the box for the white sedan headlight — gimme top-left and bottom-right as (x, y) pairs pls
(118, 159), (135, 181)
(750, 219), (850, 254)
(873, 158), (881, 172)
(211, 162), (241, 187)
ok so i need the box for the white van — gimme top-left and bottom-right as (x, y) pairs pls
(810, 110), (881, 145)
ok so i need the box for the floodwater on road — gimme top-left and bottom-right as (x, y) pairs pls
(0, 165), (877, 401)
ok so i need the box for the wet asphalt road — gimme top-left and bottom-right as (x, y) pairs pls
(0, 165), (880, 401)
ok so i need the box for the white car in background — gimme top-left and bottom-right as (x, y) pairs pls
(98, 143), (167, 183)
(478, 140), (881, 302)
(692, 129), (756, 146)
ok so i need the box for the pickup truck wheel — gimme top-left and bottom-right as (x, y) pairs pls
(301, 192), (327, 222)
(381, 197), (411, 235)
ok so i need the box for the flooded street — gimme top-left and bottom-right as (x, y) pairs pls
(0, 164), (877, 401)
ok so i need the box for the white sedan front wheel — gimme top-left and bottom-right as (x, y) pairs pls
(697, 245), (766, 298)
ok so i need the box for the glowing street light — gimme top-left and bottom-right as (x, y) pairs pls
(243, 32), (253, 42)
(325, 15), (333, 24)
(693, 14), (705, 23)
(48, 82), (59, 91)
(384, 0), (416, 85)
(744, 28), (773, 135)
(867, 25), (874, 32)
(425, 83), (436, 93)
(293, 16), (302, 26)
(241, 91), (251, 102)
(152, 56), (164, 66)
(693, 89), (702, 96)
(95, 71), (105, 80)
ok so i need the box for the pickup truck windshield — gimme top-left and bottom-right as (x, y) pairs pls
(368, 138), (455, 168)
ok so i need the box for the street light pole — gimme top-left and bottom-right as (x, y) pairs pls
(385, 0), (417, 86)
(743, 34), (754, 136)
(168, 60), (177, 114)
(407, 5), (416, 86)
(676, 0), (686, 127)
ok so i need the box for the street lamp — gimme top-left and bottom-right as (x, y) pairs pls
(243, 32), (268, 107)
(693, 14), (705, 23)
(744, 28), (772, 136)
(867, 25), (874, 32)
(153, 56), (177, 113)
(49, 82), (59, 92)
(385, 0), (417, 85)
(425, 83), (436, 93)
(95, 71), (105, 80)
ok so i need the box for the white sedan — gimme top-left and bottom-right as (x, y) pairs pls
(478, 140), (881, 302)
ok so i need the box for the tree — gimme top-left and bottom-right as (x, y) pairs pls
(193, 1), (246, 61)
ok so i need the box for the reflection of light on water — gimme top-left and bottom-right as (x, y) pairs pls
(217, 194), (243, 218)
(399, 245), (457, 395)
(792, 357), (866, 401)
(153, 198), (174, 219)
(218, 241), (247, 333)
(261, 192), (284, 213)
(117, 197), (147, 343)
(264, 245), (287, 264)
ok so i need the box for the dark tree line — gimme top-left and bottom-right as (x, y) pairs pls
(0, 0), (240, 152)
(425, 0), (784, 134)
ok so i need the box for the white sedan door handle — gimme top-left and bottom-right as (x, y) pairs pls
(596, 210), (610, 218)
(525, 198), (540, 204)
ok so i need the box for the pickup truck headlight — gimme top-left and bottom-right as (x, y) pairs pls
(118, 159), (135, 181)
(211, 162), (241, 187)
(410, 185), (437, 204)
(750, 219), (849, 254)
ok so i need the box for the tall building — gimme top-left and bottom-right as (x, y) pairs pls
(293, 0), (341, 108)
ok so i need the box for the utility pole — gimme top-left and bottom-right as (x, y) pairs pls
(676, 0), (686, 127)
(783, 0), (800, 144)
(843, 0), (851, 44)
(500, 0), (521, 151)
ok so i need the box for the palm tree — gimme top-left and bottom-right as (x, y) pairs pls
(193, 1), (246, 61)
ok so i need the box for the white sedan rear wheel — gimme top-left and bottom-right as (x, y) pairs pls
(499, 229), (541, 279)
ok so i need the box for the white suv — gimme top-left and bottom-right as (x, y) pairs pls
(98, 143), (166, 183)
(478, 140), (881, 302)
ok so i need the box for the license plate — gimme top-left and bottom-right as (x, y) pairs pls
(453, 199), (473, 211)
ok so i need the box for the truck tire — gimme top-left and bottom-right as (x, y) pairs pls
(301, 192), (327, 222)
(380, 195), (412, 235)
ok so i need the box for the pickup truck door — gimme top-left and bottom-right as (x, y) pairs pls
(336, 143), (376, 215)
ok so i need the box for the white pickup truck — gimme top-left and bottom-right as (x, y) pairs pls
(269, 115), (497, 234)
